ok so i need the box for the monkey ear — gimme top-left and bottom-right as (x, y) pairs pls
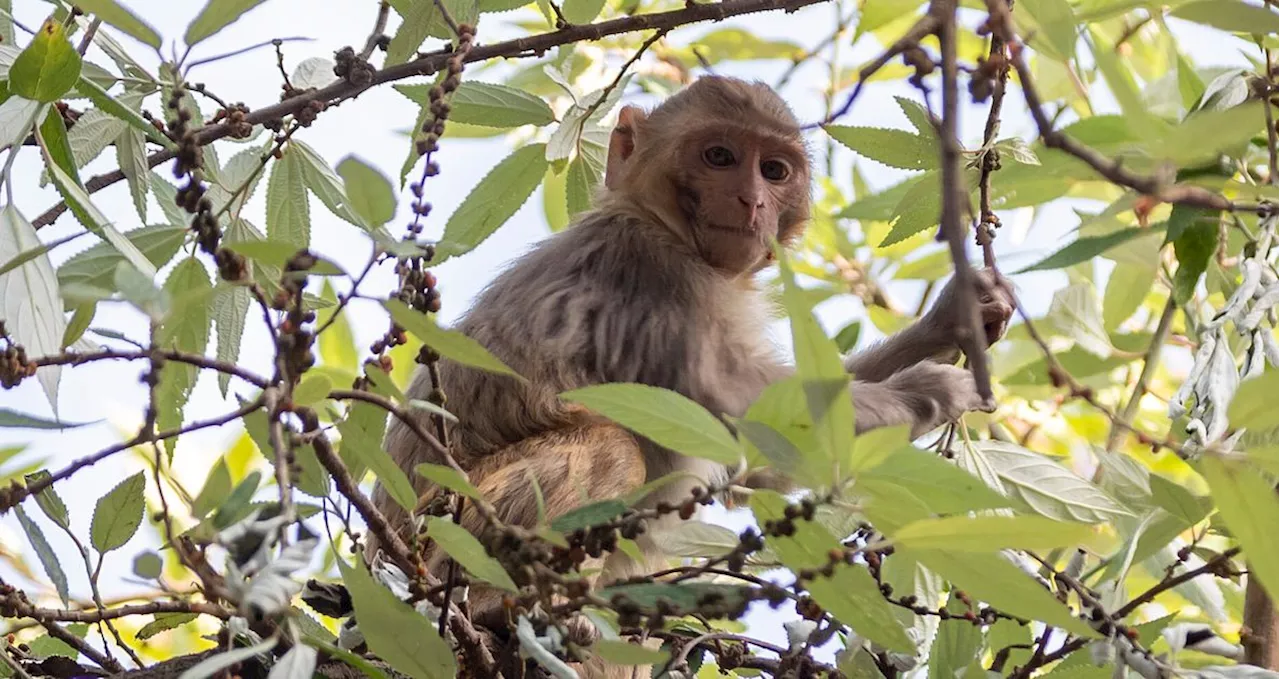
(605, 105), (646, 190)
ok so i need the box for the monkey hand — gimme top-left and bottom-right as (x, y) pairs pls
(883, 362), (995, 437)
(922, 267), (1015, 348)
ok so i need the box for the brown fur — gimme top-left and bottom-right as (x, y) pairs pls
(369, 76), (1013, 677)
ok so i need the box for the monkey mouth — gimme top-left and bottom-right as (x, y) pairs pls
(707, 223), (757, 234)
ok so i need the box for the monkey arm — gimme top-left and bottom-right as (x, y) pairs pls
(842, 319), (956, 383)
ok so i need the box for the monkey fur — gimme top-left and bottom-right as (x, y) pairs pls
(369, 76), (1014, 674)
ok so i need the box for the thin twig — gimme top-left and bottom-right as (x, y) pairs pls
(32, 0), (829, 230)
(359, 1), (392, 60)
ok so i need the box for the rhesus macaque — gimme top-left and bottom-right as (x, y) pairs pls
(370, 76), (1013, 671)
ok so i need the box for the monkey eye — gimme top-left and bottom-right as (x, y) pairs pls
(703, 146), (736, 168)
(760, 159), (791, 182)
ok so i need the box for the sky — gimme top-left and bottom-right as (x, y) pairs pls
(0, 0), (1259, 669)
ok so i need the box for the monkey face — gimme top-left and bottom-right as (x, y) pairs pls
(673, 129), (810, 274)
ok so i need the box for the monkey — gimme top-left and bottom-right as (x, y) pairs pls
(368, 76), (1014, 674)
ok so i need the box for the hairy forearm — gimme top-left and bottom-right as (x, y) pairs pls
(843, 321), (956, 382)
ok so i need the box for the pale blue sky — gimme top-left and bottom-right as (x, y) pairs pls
(0, 0), (1256, 665)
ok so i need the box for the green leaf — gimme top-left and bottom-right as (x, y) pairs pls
(76, 78), (175, 150)
(1155, 102), (1266, 165)
(293, 373), (333, 407)
(386, 0), (440, 66)
(155, 258), (212, 442)
(857, 446), (1012, 519)
(905, 549), (1095, 636)
(57, 225), (186, 295)
(0, 409), (95, 429)
(449, 82), (556, 128)
(341, 421), (418, 513)
(1170, 0), (1278, 34)
(192, 458), (233, 520)
(426, 516), (518, 592)
(336, 556), (457, 679)
(560, 383), (743, 465)
(974, 441), (1132, 523)
(73, 0), (162, 48)
(566, 147), (603, 217)
(892, 515), (1098, 552)
(1103, 263), (1157, 329)
(550, 499), (628, 532)
(927, 596), (983, 679)
(223, 238), (308, 267)
(336, 156), (396, 228)
(593, 640), (670, 666)
(39, 107), (77, 187)
(90, 471), (146, 553)
(1228, 367), (1278, 431)
(1017, 227), (1157, 273)
(384, 299), (521, 378)
(39, 144), (157, 280)
(415, 463), (484, 501)
(437, 144), (548, 263)
(1049, 283), (1113, 358)
(212, 284), (250, 397)
(1171, 216), (1216, 303)
(751, 490), (914, 652)
(878, 173), (942, 247)
(825, 126), (938, 171)
(267, 147), (310, 248)
(1019, 0), (1079, 61)
(23, 471), (68, 528)
(1199, 456), (1279, 602)
(11, 21), (82, 103)
(133, 551), (163, 579)
(1148, 474), (1212, 527)
(185, 0), (270, 45)
(14, 505), (69, 607)
(291, 140), (367, 228)
(135, 613), (198, 640)
(562, 0), (607, 23)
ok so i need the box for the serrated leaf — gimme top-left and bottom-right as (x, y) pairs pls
(1049, 283), (1113, 358)
(1156, 102), (1266, 165)
(185, 0), (270, 45)
(23, 470), (68, 528)
(156, 259), (213, 443)
(0, 206), (65, 412)
(826, 126), (938, 171)
(384, 299), (521, 378)
(336, 156), (395, 228)
(117, 126), (150, 223)
(415, 463), (483, 501)
(975, 441), (1132, 523)
(1199, 456), (1279, 602)
(878, 172), (941, 247)
(192, 458), (233, 520)
(206, 146), (266, 215)
(1170, 0), (1278, 34)
(0, 96), (41, 152)
(11, 20), (82, 103)
(566, 146), (603, 216)
(906, 549), (1095, 636)
(40, 143), (157, 280)
(40, 106), (77, 184)
(75, 78), (175, 149)
(450, 82), (556, 128)
(426, 516), (518, 592)
(292, 140), (366, 228)
(136, 612), (198, 640)
(928, 597), (982, 679)
(336, 556), (457, 679)
(14, 505), (69, 607)
(268, 146), (311, 248)
(560, 383), (743, 465)
(437, 143), (547, 263)
(858, 446), (1013, 519)
(211, 284), (250, 397)
(893, 515), (1098, 552)
(341, 423), (417, 513)
(90, 470), (146, 553)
